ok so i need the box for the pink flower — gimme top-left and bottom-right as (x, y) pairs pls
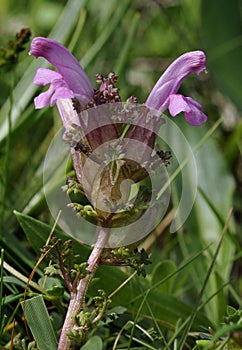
(168, 94), (207, 126)
(30, 37), (207, 127)
(30, 37), (208, 218)
(145, 50), (207, 125)
(30, 37), (93, 110)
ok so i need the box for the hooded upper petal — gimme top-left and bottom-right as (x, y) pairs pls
(30, 37), (93, 105)
(145, 50), (206, 112)
(169, 94), (207, 126)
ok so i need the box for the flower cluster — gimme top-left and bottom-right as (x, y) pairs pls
(0, 28), (31, 68)
(30, 37), (207, 225)
(30, 37), (207, 126)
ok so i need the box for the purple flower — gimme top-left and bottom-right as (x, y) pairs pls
(33, 68), (74, 109)
(30, 37), (208, 221)
(145, 50), (207, 125)
(30, 37), (207, 127)
(168, 94), (207, 126)
(30, 37), (93, 109)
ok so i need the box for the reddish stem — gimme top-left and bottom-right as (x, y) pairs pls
(57, 226), (108, 350)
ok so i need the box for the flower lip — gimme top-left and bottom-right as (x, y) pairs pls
(33, 67), (63, 86)
(169, 94), (207, 126)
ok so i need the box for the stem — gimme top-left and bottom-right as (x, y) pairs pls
(56, 248), (72, 292)
(57, 226), (108, 350)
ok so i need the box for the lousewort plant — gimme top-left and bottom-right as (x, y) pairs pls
(30, 37), (207, 349)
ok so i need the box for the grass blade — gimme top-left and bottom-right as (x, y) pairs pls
(177, 208), (233, 349)
(22, 295), (58, 350)
(81, 0), (131, 68)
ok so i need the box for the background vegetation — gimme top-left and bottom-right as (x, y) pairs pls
(0, 0), (241, 349)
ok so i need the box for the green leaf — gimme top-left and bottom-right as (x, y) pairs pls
(0, 249), (4, 334)
(151, 260), (177, 294)
(80, 0), (131, 68)
(201, 0), (242, 109)
(98, 306), (127, 326)
(194, 339), (213, 349)
(91, 261), (212, 330)
(14, 211), (90, 260)
(80, 335), (103, 350)
(169, 118), (235, 323)
(3, 293), (24, 305)
(190, 129), (234, 322)
(227, 305), (237, 316)
(38, 277), (64, 297)
(13, 215), (211, 329)
(21, 295), (58, 350)
(3, 276), (27, 289)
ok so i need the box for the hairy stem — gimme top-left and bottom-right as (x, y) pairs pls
(58, 226), (109, 350)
